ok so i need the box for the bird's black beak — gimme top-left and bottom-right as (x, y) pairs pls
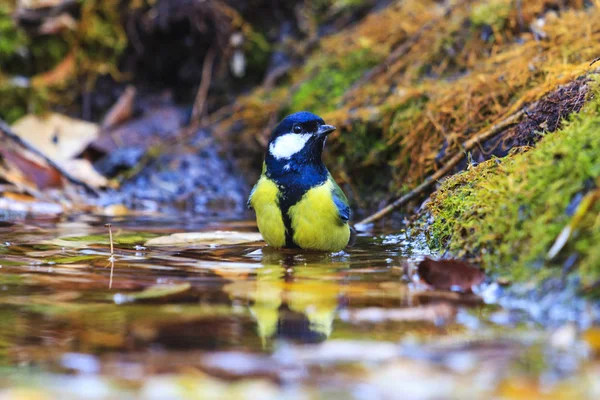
(317, 124), (336, 136)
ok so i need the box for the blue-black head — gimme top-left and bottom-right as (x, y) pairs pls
(265, 112), (336, 177)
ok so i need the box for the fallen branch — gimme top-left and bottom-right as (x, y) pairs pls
(356, 109), (526, 226)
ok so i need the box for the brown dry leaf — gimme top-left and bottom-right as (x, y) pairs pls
(145, 231), (263, 247)
(417, 257), (485, 292)
(0, 121), (98, 199)
(2, 192), (36, 202)
(11, 113), (107, 188)
(0, 147), (62, 189)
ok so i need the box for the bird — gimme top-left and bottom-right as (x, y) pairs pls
(248, 111), (352, 252)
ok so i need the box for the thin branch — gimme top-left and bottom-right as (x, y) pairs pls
(356, 109), (526, 226)
(106, 223), (115, 289)
(192, 47), (217, 122)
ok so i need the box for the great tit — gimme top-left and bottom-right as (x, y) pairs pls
(248, 111), (351, 251)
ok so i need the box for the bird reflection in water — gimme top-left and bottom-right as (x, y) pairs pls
(225, 249), (348, 347)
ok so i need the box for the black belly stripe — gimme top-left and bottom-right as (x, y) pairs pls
(280, 204), (298, 248)
(278, 185), (306, 248)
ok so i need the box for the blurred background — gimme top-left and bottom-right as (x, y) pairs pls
(1, 0), (595, 221)
(1, 1), (600, 399)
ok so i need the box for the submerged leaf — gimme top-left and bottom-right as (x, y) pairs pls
(145, 231), (263, 247)
(112, 282), (191, 302)
(417, 258), (485, 292)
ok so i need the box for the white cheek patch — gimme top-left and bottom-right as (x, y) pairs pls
(269, 133), (311, 159)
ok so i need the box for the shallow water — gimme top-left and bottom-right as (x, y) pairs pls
(0, 215), (598, 399)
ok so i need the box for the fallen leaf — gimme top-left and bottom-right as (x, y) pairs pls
(11, 113), (98, 162)
(47, 232), (158, 248)
(11, 113), (107, 187)
(0, 120), (96, 196)
(145, 231), (263, 247)
(0, 147), (63, 189)
(111, 282), (191, 302)
(417, 258), (485, 292)
(2, 192), (36, 202)
(61, 159), (107, 188)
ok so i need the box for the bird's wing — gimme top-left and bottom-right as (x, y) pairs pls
(247, 182), (257, 209)
(248, 164), (268, 209)
(328, 174), (350, 223)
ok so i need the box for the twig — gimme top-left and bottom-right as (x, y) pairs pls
(547, 188), (599, 260)
(191, 47), (217, 122)
(101, 85), (136, 129)
(591, 57), (600, 67)
(356, 109), (526, 226)
(105, 223), (115, 289)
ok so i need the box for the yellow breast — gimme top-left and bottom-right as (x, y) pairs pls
(289, 180), (350, 252)
(249, 176), (286, 248)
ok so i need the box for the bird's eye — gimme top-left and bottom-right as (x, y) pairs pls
(293, 125), (302, 134)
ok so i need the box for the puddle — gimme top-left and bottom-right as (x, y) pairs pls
(0, 216), (598, 399)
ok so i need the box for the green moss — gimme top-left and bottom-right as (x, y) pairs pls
(427, 77), (600, 284)
(290, 48), (381, 112)
(27, 36), (70, 76)
(0, 0), (132, 122)
(0, 82), (49, 123)
(77, 0), (128, 73)
(470, 0), (512, 31)
(242, 30), (272, 81)
(0, 8), (27, 66)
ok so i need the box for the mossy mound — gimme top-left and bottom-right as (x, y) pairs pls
(215, 0), (600, 211)
(426, 77), (600, 285)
